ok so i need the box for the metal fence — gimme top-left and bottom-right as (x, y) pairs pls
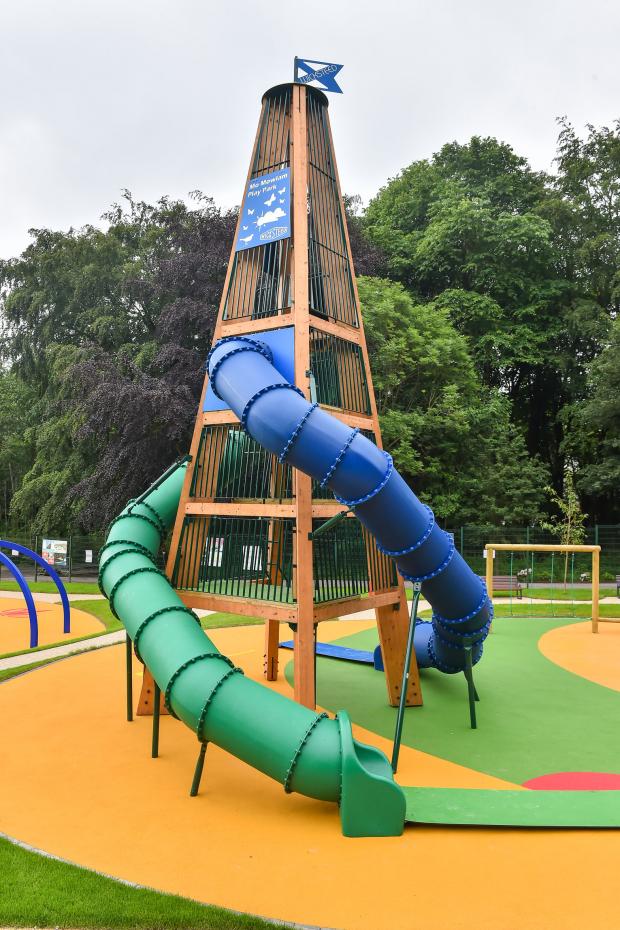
(1, 524), (618, 586)
(448, 525), (620, 582)
(0, 534), (106, 583)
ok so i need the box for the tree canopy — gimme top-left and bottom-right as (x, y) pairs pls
(0, 120), (618, 533)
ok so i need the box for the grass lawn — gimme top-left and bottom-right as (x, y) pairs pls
(201, 612), (263, 630)
(494, 585), (616, 601)
(419, 603), (620, 620)
(0, 835), (277, 929)
(0, 658), (56, 682)
(0, 599), (121, 661)
(0, 580), (100, 594)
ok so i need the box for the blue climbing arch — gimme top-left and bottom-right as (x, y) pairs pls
(0, 540), (71, 649)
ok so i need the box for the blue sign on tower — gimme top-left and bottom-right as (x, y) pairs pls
(294, 57), (343, 94)
(235, 167), (291, 252)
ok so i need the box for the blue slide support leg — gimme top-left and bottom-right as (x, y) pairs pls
(208, 337), (492, 675)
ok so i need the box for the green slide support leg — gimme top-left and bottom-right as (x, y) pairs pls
(99, 461), (405, 838)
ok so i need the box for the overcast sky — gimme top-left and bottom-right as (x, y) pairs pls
(1, 0), (619, 259)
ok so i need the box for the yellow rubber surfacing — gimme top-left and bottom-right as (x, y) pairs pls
(539, 619), (620, 691)
(0, 597), (103, 655)
(0, 620), (618, 930)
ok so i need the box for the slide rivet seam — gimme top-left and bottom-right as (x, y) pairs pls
(283, 713), (329, 793)
(196, 666), (244, 742)
(164, 653), (235, 718)
(278, 403), (319, 463)
(334, 451), (394, 508)
(376, 505), (435, 557)
(319, 428), (359, 488)
(133, 605), (202, 663)
(241, 383), (306, 430)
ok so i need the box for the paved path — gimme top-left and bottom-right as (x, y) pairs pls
(0, 630), (126, 672)
(0, 590), (105, 603)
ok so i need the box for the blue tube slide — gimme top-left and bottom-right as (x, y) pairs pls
(0, 551), (39, 648)
(208, 336), (492, 674)
(0, 540), (71, 636)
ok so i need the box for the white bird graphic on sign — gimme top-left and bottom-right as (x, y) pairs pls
(240, 234), (254, 243)
(264, 192), (276, 207)
(279, 199), (284, 204)
(247, 209), (255, 215)
(242, 225), (248, 230)
(278, 187), (285, 194)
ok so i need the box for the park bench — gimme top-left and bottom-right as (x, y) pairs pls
(479, 574), (523, 599)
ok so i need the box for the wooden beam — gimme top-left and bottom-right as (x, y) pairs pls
(177, 590), (297, 624)
(220, 311), (294, 337)
(312, 590), (400, 622)
(186, 502), (296, 517)
(486, 544), (602, 553)
(307, 314), (362, 344)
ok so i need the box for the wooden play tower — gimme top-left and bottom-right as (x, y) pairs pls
(141, 82), (421, 712)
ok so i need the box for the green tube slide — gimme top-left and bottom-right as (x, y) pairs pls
(99, 460), (406, 837)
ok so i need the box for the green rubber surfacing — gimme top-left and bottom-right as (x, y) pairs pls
(285, 616), (620, 827)
(405, 788), (620, 827)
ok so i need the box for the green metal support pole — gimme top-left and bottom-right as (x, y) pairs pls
(308, 508), (353, 541)
(391, 583), (421, 773)
(190, 742), (208, 796)
(152, 683), (161, 758)
(463, 644), (479, 729)
(125, 633), (133, 722)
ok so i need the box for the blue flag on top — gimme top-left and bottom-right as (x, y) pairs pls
(294, 57), (343, 94)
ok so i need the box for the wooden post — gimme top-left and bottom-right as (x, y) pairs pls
(486, 546), (494, 602)
(592, 546), (600, 633)
(264, 619), (280, 680)
(291, 83), (316, 708)
(376, 592), (422, 707)
(137, 668), (168, 716)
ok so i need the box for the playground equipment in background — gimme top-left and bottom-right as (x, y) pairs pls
(484, 543), (616, 631)
(0, 539), (70, 648)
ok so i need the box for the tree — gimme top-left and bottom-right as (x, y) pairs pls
(540, 471), (588, 588)
(1, 192), (236, 531)
(362, 133), (618, 508)
(571, 315), (620, 513)
(358, 276), (548, 524)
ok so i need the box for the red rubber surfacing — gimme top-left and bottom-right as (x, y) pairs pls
(524, 772), (620, 790)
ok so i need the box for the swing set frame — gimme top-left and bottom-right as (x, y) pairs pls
(485, 543), (615, 633)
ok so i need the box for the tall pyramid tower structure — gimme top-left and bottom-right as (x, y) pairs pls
(156, 82), (421, 711)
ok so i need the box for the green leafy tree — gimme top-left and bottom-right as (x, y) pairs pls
(1, 193), (236, 531)
(540, 471), (588, 588)
(359, 276), (548, 523)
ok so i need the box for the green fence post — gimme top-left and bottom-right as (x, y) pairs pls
(68, 535), (72, 583)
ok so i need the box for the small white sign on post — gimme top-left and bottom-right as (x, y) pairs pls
(482, 549), (496, 559)
(85, 550), (93, 564)
(11, 549), (18, 557)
